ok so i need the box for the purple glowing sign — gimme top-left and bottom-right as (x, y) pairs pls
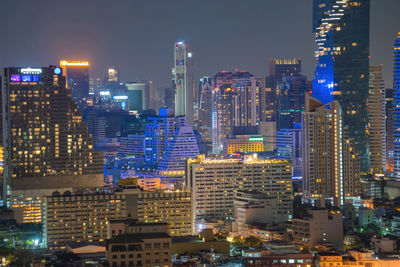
(11, 75), (21, 82)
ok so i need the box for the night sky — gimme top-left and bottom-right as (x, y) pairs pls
(0, 0), (399, 89)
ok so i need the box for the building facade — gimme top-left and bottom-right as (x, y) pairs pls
(186, 155), (292, 222)
(302, 95), (343, 207)
(292, 209), (343, 250)
(44, 185), (192, 249)
(368, 65), (386, 173)
(211, 71), (260, 153)
(313, 0), (370, 170)
(173, 41), (193, 125)
(0, 66), (103, 206)
(59, 60), (90, 108)
(393, 33), (400, 178)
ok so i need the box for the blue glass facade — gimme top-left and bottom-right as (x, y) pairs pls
(393, 34), (400, 177)
(313, 0), (370, 170)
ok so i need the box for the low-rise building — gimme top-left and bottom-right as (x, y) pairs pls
(245, 253), (314, 267)
(106, 221), (171, 267)
(233, 190), (289, 234)
(223, 135), (264, 156)
(292, 209), (343, 250)
(171, 229), (229, 255)
(317, 250), (400, 267)
(45, 185), (192, 249)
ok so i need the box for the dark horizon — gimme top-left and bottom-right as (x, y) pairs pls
(0, 0), (399, 90)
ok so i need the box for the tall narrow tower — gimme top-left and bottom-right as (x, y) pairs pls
(173, 41), (193, 124)
(393, 33), (400, 178)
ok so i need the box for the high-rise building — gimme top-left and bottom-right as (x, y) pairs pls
(0, 66), (103, 206)
(265, 58), (302, 122)
(268, 58), (302, 81)
(198, 76), (213, 128)
(313, 0), (370, 170)
(386, 87), (395, 171)
(119, 134), (145, 168)
(393, 33), (400, 178)
(186, 155), (292, 222)
(368, 65), (386, 173)
(157, 117), (199, 175)
(144, 110), (199, 173)
(211, 71), (259, 153)
(173, 41), (193, 124)
(277, 128), (302, 178)
(302, 95), (343, 207)
(343, 126), (361, 198)
(277, 74), (312, 130)
(125, 82), (146, 111)
(59, 60), (90, 107)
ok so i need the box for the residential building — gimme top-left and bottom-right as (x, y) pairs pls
(292, 209), (343, 250)
(386, 87), (394, 171)
(393, 33), (400, 178)
(343, 127), (361, 198)
(302, 95), (343, 207)
(317, 250), (400, 267)
(211, 71), (260, 153)
(234, 190), (289, 234)
(106, 220), (171, 267)
(368, 65), (386, 173)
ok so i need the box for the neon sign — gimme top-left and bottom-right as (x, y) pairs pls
(20, 68), (42, 74)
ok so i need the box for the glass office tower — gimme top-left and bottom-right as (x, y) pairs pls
(313, 0), (370, 170)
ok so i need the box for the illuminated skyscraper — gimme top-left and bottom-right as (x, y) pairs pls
(59, 60), (90, 107)
(173, 41), (193, 125)
(198, 76), (212, 127)
(277, 74), (312, 130)
(0, 66), (103, 205)
(265, 58), (302, 122)
(302, 94), (343, 207)
(368, 65), (386, 173)
(393, 33), (400, 178)
(144, 109), (199, 172)
(386, 87), (395, 171)
(211, 71), (259, 153)
(313, 0), (370, 170)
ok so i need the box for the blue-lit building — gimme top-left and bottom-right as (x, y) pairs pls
(313, 0), (370, 170)
(394, 33), (400, 178)
(277, 74), (312, 130)
(277, 126), (302, 179)
(144, 108), (199, 172)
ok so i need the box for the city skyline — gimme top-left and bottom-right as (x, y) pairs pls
(0, 0), (398, 90)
